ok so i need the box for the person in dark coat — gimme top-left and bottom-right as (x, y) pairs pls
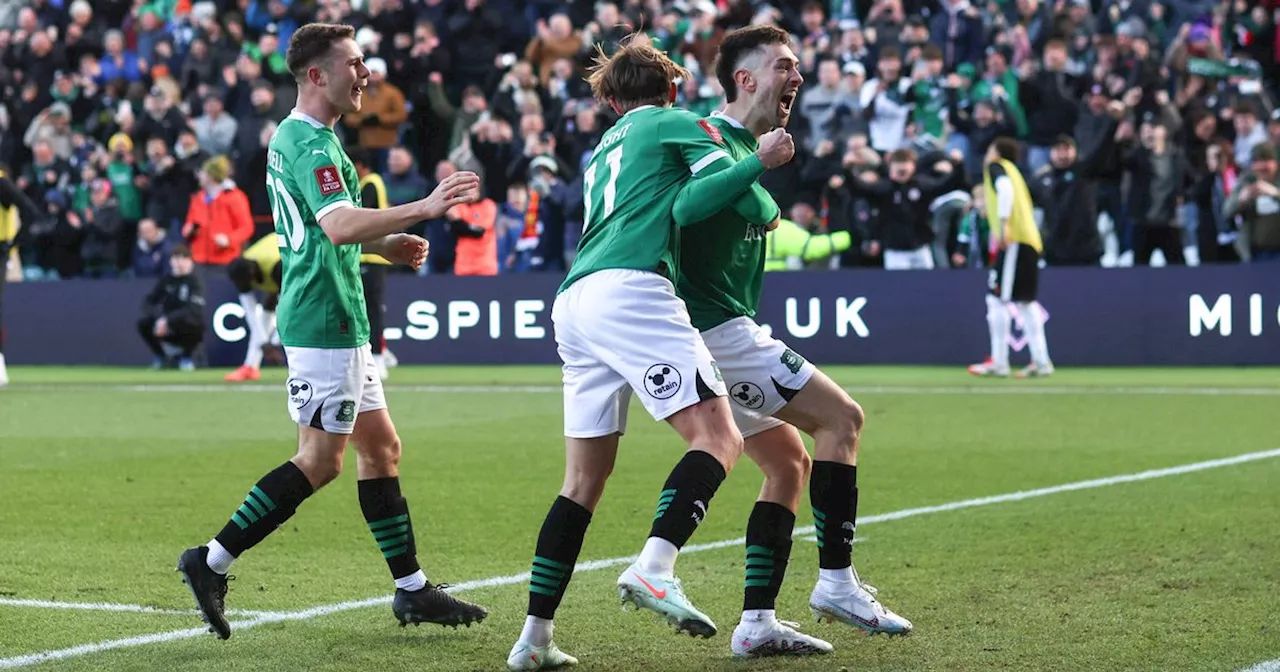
(138, 244), (205, 370)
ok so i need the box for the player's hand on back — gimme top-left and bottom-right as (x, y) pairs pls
(756, 128), (795, 169)
(419, 171), (481, 219)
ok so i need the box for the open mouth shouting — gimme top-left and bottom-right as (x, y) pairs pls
(778, 90), (798, 121)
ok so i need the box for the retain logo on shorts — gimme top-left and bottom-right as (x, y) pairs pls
(644, 363), (682, 400)
(336, 400), (356, 423)
(730, 382), (765, 410)
(287, 378), (313, 408)
(780, 349), (805, 375)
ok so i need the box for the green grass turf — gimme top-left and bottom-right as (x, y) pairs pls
(1, 365), (1277, 671)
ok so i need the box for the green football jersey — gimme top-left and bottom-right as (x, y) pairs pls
(561, 105), (750, 293)
(676, 113), (782, 332)
(266, 111), (370, 349)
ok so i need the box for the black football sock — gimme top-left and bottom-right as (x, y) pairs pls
(213, 461), (315, 559)
(358, 477), (421, 582)
(647, 450), (727, 548)
(810, 461), (857, 570)
(527, 496), (592, 619)
(743, 501), (795, 612)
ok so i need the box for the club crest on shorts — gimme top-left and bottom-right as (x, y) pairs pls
(336, 400), (356, 423)
(287, 378), (313, 408)
(730, 382), (766, 410)
(780, 349), (805, 375)
(644, 363), (682, 399)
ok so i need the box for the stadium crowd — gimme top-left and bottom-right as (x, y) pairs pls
(1, 0), (1278, 281)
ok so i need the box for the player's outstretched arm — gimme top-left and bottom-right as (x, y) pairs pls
(672, 128), (795, 227)
(319, 172), (480, 245)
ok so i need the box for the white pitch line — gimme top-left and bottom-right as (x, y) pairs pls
(11, 383), (1280, 396)
(0, 598), (278, 618)
(3, 447), (1279, 669)
(1241, 660), (1280, 672)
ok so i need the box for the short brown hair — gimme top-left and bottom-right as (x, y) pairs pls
(887, 148), (917, 164)
(992, 136), (1020, 163)
(922, 44), (944, 62)
(586, 35), (690, 110)
(286, 23), (356, 81)
(172, 243), (192, 259)
(715, 25), (792, 103)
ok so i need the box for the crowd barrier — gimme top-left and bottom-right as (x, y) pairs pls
(7, 265), (1278, 367)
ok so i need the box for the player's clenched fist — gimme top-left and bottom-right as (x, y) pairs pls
(419, 171), (481, 219)
(756, 128), (795, 169)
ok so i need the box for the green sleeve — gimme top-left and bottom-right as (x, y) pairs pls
(672, 155), (768, 227)
(658, 110), (768, 227)
(290, 138), (354, 221)
(728, 184), (781, 227)
(800, 230), (852, 262)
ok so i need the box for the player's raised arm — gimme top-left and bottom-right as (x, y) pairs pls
(670, 124), (794, 227)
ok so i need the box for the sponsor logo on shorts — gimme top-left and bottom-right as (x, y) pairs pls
(730, 382), (766, 410)
(780, 349), (805, 375)
(336, 400), (356, 423)
(287, 378), (313, 408)
(643, 364), (682, 399)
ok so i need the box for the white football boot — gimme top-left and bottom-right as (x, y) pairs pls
(506, 641), (578, 670)
(616, 563), (717, 637)
(809, 569), (913, 635)
(731, 611), (833, 657)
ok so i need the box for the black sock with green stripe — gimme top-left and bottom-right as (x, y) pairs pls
(358, 477), (421, 581)
(810, 461), (857, 569)
(648, 450), (726, 548)
(743, 501), (795, 611)
(527, 496), (592, 619)
(213, 461), (315, 557)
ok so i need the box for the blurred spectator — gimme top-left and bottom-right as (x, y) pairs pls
(192, 94), (238, 159)
(182, 156), (252, 269)
(1018, 39), (1084, 174)
(1030, 100), (1126, 267)
(860, 48), (914, 152)
(142, 133), (203, 234)
(1224, 143), (1280, 262)
(447, 0), (504, 90)
(930, 0), (985, 71)
(847, 149), (962, 269)
(136, 84), (190, 150)
(341, 58), (406, 173)
(99, 29), (142, 85)
(104, 133), (145, 268)
(132, 217), (174, 279)
(31, 188), (82, 278)
(496, 183), (528, 273)
(764, 201), (853, 271)
(449, 186), (499, 276)
(525, 15), (581, 86)
(801, 58), (862, 151)
(1124, 119), (1191, 265)
(18, 140), (71, 204)
(78, 178), (123, 278)
(1233, 103), (1268, 169)
(138, 243), (204, 371)
(23, 102), (75, 160)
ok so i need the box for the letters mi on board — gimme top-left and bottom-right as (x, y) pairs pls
(1189, 294), (1280, 337)
(211, 297), (872, 343)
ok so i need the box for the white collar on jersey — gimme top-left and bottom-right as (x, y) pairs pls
(710, 110), (746, 129)
(287, 109), (326, 129)
(623, 104), (656, 116)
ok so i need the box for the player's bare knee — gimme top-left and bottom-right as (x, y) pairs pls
(364, 435), (401, 472)
(693, 430), (744, 473)
(819, 398), (864, 458)
(560, 466), (610, 510)
(293, 451), (342, 488)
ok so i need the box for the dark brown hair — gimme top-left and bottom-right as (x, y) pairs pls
(286, 23), (356, 81)
(887, 148), (917, 164)
(172, 243), (192, 259)
(992, 136), (1021, 163)
(715, 25), (792, 103)
(586, 35), (690, 110)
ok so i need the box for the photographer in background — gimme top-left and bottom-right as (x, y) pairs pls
(1224, 143), (1280, 262)
(138, 244), (205, 371)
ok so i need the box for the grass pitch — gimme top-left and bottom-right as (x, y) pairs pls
(1, 365), (1277, 671)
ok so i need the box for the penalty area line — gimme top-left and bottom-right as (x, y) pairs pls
(2, 447), (1278, 669)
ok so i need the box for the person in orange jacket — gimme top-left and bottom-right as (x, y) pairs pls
(448, 189), (499, 276)
(182, 155), (253, 268)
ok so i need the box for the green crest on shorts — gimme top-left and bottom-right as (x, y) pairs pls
(336, 400), (356, 423)
(780, 349), (805, 375)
